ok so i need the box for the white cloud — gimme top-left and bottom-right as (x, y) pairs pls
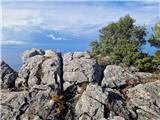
(46, 34), (70, 41)
(47, 34), (63, 40)
(0, 39), (27, 45)
(1, 1), (160, 36)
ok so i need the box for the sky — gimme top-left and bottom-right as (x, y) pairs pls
(1, 0), (160, 69)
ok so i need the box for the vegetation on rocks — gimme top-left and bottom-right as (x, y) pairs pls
(148, 21), (160, 48)
(90, 15), (160, 72)
(1, 48), (160, 120)
(1, 15), (160, 120)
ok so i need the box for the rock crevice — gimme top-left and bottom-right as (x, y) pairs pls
(1, 48), (160, 120)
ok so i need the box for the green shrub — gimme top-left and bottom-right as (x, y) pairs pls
(155, 50), (160, 60)
(90, 15), (160, 72)
(133, 53), (153, 72)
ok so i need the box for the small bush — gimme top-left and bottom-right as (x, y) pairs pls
(133, 53), (153, 72)
(155, 50), (160, 60)
(44, 55), (52, 60)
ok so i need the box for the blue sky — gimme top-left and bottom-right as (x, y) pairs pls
(1, 0), (160, 69)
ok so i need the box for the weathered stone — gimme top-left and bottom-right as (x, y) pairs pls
(16, 49), (63, 90)
(75, 83), (136, 120)
(128, 80), (160, 120)
(101, 65), (138, 89)
(63, 52), (102, 86)
(2, 49), (160, 120)
(22, 48), (45, 63)
(0, 61), (17, 89)
(1, 85), (57, 120)
(16, 55), (45, 88)
(75, 84), (107, 119)
(41, 50), (63, 90)
(107, 116), (125, 120)
(135, 72), (153, 79)
(1, 89), (28, 120)
(79, 114), (92, 120)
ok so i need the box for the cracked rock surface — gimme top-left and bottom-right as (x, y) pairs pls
(1, 48), (160, 120)
(0, 61), (17, 89)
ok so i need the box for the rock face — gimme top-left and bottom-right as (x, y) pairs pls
(63, 52), (102, 89)
(1, 48), (160, 120)
(75, 83), (137, 120)
(16, 49), (63, 91)
(128, 80), (160, 120)
(0, 61), (17, 89)
(75, 84), (107, 120)
(1, 85), (60, 120)
(22, 48), (45, 63)
(101, 65), (138, 89)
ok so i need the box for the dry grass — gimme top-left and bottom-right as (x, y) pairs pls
(43, 55), (52, 60)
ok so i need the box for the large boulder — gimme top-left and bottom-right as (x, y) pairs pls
(101, 65), (138, 89)
(16, 49), (63, 90)
(1, 89), (28, 120)
(63, 52), (102, 89)
(0, 61), (17, 89)
(1, 85), (63, 120)
(22, 48), (45, 63)
(75, 83), (136, 120)
(127, 80), (160, 120)
(75, 83), (108, 120)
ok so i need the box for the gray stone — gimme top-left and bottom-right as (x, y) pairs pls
(75, 83), (136, 120)
(76, 91), (105, 119)
(101, 65), (138, 89)
(41, 50), (63, 89)
(1, 89), (28, 120)
(1, 85), (58, 120)
(79, 114), (92, 120)
(16, 49), (63, 90)
(128, 80), (160, 120)
(107, 116), (125, 120)
(22, 48), (45, 63)
(63, 52), (101, 86)
(16, 55), (45, 88)
(0, 61), (17, 89)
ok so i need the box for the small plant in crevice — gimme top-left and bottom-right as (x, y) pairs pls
(43, 55), (52, 60)
(76, 82), (88, 98)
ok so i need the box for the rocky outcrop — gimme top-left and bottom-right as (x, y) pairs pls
(0, 61), (17, 89)
(101, 65), (138, 89)
(16, 49), (63, 91)
(63, 52), (102, 90)
(75, 83), (137, 120)
(127, 80), (160, 120)
(1, 48), (160, 120)
(22, 48), (45, 63)
(1, 85), (62, 120)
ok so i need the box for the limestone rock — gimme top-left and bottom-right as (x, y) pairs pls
(2, 49), (160, 120)
(75, 83), (136, 120)
(1, 89), (28, 120)
(75, 84), (106, 120)
(128, 80), (160, 120)
(101, 65), (138, 89)
(1, 85), (58, 120)
(41, 50), (63, 90)
(63, 52), (102, 86)
(108, 116), (125, 120)
(22, 48), (45, 63)
(0, 61), (17, 89)
(16, 49), (63, 90)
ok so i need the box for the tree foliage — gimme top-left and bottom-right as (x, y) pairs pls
(90, 15), (160, 71)
(149, 21), (160, 48)
(90, 15), (154, 71)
